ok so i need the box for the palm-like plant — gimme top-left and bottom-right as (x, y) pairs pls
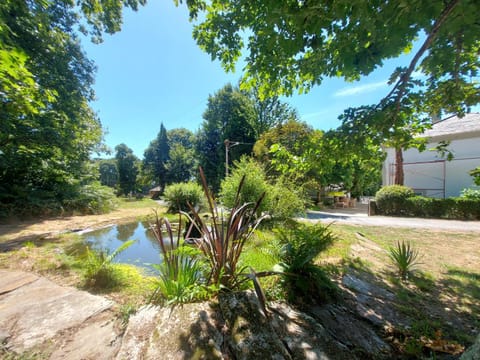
(388, 240), (420, 281)
(84, 239), (136, 288)
(275, 222), (337, 303)
(184, 167), (268, 290)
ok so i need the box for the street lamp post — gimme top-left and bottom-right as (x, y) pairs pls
(224, 139), (241, 177)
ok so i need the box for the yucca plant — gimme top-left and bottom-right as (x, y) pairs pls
(184, 167), (268, 290)
(83, 239), (135, 288)
(388, 240), (420, 281)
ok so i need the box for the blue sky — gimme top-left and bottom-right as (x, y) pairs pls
(82, 1), (418, 158)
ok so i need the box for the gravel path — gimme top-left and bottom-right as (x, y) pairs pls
(302, 208), (480, 232)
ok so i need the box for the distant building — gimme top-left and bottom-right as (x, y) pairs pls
(382, 113), (480, 198)
(149, 186), (162, 199)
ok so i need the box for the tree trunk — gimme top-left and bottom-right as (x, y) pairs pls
(394, 147), (404, 185)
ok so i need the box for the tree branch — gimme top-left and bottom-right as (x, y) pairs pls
(381, 0), (461, 113)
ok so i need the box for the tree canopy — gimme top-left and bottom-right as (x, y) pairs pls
(182, 0), (479, 128)
(196, 83), (256, 190)
(0, 0), (145, 216)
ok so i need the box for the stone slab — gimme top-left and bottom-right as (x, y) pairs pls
(0, 269), (38, 295)
(0, 275), (113, 351)
(50, 310), (121, 360)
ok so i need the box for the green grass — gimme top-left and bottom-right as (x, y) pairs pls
(117, 197), (160, 210)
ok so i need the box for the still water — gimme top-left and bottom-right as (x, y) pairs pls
(82, 221), (175, 272)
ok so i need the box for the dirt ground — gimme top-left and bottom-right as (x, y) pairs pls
(0, 207), (156, 245)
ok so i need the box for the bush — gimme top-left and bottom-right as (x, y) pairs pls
(164, 182), (205, 213)
(220, 157), (306, 221)
(274, 222), (337, 304)
(388, 240), (420, 281)
(83, 240), (135, 288)
(220, 156), (270, 215)
(63, 182), (118, 214)
(375, 185), (415, 215)
(460, 188), (480, 200)
(0, 182), (117, 218)
(268, 177), (306, 221)
(374, 193), (480, 220)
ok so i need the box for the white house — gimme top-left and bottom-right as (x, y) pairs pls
(382, 113), (480, 198)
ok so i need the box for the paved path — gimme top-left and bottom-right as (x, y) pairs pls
(301, 208), (480, 232)
(0, 269), (122, 359)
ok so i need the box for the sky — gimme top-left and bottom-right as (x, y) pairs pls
(81, 1), (420, 158)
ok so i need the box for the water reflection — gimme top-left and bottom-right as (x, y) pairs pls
(82, 221), (176, 272)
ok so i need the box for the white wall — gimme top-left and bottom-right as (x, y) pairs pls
(383, 137), (480, 198)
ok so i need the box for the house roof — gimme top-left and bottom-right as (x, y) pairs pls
(423, 113), (480, 141)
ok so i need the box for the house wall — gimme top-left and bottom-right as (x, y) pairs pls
(382, 137), (480, 198)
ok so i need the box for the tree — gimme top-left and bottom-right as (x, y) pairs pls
(0, 0), (145, 215)
(98, 160), (119, 188)
(196, 84), (256, 191)
(115, 144), (139, 196)
(243, 85), (299, 137)
(142, 123), (170, 192)
(181, 1), (479, 180)
(184, 1), (479, 116)
(166, 128), (196, 183)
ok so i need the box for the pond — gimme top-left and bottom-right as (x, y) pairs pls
(81, 221), (177, 273)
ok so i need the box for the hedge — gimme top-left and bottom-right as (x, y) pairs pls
(373, 192), (480, 220)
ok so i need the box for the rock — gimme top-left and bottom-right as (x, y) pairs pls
(219, 291), (291, 359)
(0, 274), (113, 352)
(270, 302), (353, 359)
(0, 269), (38, 295)
(50, 310), (122, 360)
(342, 274), (394, 301)
(118, 302), (225, 360)
(308, 304), (391, 357)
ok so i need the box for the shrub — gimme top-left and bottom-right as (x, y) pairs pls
(63, 182), (118, 214)
(268, 178), (306, 221)
(83, 239), (135, 288)
(460, 188), (480, 200)
(379, 195), (480, 220)
(274, 222), (337, 304)
(188, 167), (268, 290)
(375, 185), (415, 215)
(164, 182), (205, 213)
(220, 156), (270, 215)
(149, 215), (214, 305)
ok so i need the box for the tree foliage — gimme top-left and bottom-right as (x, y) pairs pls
(165, 128), (197, 184)
(115, 144), (139, 196)
(180, 0), (479, 184)
(98, 159), (119, 188)
(143, 123), (170, 192)
(183, 0), (479, 116)
(0, 0), (144, 215)
(196, 84), (256, 191)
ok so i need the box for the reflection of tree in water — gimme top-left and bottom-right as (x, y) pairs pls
(116, 222), (138, 242)
(141, 221), (157, 243)
(89, 226), (114, 238)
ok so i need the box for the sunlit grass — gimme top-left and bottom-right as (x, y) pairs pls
(117, 197), (160, 210)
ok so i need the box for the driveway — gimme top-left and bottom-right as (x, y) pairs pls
(301, 205), (480, 232)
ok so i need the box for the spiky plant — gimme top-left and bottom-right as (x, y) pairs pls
(388, 240), (420, 281)
(183, 167), (268, 290)
(149, 212), (213, 305)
